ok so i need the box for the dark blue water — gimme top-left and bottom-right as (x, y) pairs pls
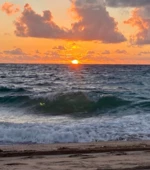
(0, 64), (150, 144)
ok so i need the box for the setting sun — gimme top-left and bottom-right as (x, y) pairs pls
(71, 60), (79, 64)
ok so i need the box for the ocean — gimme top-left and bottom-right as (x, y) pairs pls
(0, 64), (150, 144)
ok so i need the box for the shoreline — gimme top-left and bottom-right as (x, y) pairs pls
(0, 140), (150, 157)
(1, 141), (150, 169)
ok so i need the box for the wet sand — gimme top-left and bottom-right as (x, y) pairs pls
(1, 141), (150, 170)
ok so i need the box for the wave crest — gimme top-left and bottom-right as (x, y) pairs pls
(0, 92), (130, 115)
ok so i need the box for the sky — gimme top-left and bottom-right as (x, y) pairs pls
(1, 0), (150, 64)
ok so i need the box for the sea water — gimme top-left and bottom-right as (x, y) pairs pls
(0, 64), (150, 144)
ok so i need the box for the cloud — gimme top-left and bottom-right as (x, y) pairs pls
(43, 51), (63, 62)
(53, 46), (66, 50)
(35, 50), (40, 54)
(105, 0), (150, 8)
(14, 2), (126, 43)
(14, 4), (67, 38)
(68, 0), (126, 43)
(44, 51), (51, 55)
(1, 2), (20, 15)
(44, 51), (60, 57)
(4, 48), (26, 55)
(138, 51), (150, 55)
(0, 55), (42, 63)
(87, 51), (95, 55)
(124, 8), (150, 45)
(102, 50), (110, 54)
(0, 48), (65, 63)
(115, 49), (127, 54)
(12, 55), (40, 62)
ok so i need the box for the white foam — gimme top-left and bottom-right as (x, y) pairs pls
(0, 114), (150, 144)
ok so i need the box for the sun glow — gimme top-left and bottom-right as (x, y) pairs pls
(71, 59), (79, 64)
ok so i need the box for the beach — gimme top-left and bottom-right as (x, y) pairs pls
(1, 141), (150, 170)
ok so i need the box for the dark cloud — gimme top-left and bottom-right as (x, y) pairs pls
(14, 1), (126, 43)
(105, 0), (150, 8)
(68, 0), (126, 43)
(14, 4), (67, 38)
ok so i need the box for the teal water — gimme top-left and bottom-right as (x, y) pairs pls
(0, 64), (150, 144)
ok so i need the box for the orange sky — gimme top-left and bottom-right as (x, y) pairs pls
(1, 0), (150, 64)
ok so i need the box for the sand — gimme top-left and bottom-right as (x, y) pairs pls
(1, 141), (150, 170)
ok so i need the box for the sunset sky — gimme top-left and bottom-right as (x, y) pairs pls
(1, 0), (150, 64)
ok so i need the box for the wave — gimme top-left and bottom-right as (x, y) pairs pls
(0, 113), (150, 144)
(0, 92), (131, 115)
(134, 101), (150, 108)
(0, 86), (26, 93)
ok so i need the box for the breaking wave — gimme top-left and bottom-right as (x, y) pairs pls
(0, 113), (150, 144)
(0, 91), (130, 115)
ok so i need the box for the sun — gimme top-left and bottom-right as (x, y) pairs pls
(71, 60), (79, 64)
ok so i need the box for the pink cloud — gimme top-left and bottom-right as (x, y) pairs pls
(14, 4), (67, 38)
(124, 8), (150, 45)
(1, 2), (20, 15)
(14, 1), (126, 43)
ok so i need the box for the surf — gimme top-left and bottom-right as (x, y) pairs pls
(0, 91), (131, 116)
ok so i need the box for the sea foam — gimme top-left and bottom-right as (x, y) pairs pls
(0, 114), (150, 144)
